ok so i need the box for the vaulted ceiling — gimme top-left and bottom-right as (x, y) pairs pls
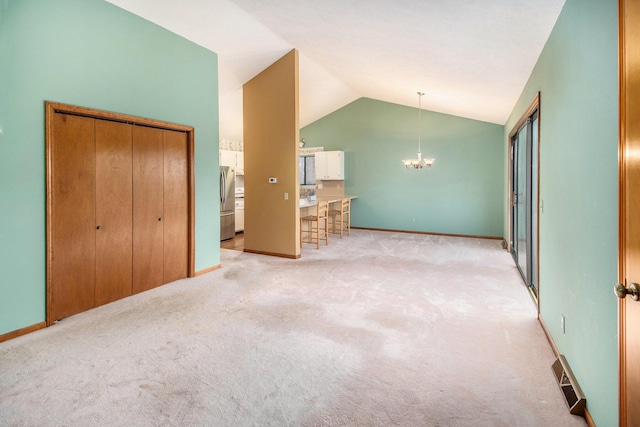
(106, 0), (566, 141)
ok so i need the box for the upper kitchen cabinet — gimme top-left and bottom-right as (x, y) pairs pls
(315, 150), (344, 180)
(220, 149), (244, 175)
(220, 149), (235, 167)
(236, 151), (244, 175)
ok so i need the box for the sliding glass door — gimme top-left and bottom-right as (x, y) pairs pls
(510, 107), (538, 300)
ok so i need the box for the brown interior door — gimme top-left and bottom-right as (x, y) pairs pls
(619, 0), (640, 425)
(132, 126), (165, 293)
(48, 113), (96, 323)
(162, 130), (189, 283)
(95, 119), (133, 306)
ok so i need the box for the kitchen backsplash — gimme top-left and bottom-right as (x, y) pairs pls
(316, 180), (344, 198)
(299, 146), (323, 155)
(220, 138), (243, 151)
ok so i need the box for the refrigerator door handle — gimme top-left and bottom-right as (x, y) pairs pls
(220, 170), (225, 205)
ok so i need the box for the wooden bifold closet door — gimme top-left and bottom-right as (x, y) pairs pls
(95, 119), (133, 306)
(47, 103), (193, 325)
(49, 113), (98, 319)
(161, 130), (188, 284)
(132, 126), (165, 293)
(132, 126), (188, 293)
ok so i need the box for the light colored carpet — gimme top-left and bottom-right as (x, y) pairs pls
(0, 230), (586, 426)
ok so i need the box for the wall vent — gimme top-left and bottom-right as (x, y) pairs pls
(551, 355), (586, 416)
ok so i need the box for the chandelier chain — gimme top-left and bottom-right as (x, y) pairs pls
(418, 91), (424, 154)
(401, 91), (435, 169)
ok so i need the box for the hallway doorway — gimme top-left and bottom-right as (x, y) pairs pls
(221, 232), (244, 252)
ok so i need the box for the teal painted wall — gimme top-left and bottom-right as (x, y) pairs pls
(302, 98), (504, 237)
(0, 0), (220, 335)
(504, 0), (618, 425)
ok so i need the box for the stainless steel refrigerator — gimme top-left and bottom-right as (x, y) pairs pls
(220, 166), (235, 241)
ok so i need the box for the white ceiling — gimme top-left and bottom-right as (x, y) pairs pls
(106, 0), (565, 141)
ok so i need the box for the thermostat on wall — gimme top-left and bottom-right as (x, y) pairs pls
(268, 177), (277, 184)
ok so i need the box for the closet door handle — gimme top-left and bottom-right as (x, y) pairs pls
(158, 217), (163, 222)
(96, 225), (102, 230)
(615, 282), (640, 301)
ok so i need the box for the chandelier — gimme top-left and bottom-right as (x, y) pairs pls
(402, 92), (435, 169)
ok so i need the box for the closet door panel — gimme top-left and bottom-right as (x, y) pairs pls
(95, 120), (133, 306)
(132, 126), (164, 293)
(163, 130), (188, 283)
(50, 113), (96, 321)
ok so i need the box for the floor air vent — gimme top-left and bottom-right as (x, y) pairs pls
(551, 355), (586, 416)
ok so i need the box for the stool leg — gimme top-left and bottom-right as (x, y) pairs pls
(324, 216), (329, 246)
(346, 212), (350, 236)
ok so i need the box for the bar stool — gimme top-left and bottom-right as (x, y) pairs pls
(328, 198), (351, 238)
(300, 201), (329, 249)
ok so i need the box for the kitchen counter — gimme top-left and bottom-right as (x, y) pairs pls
(299, 195), (357, 208)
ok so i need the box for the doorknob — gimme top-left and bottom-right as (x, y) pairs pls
(614, 282), (640, 301)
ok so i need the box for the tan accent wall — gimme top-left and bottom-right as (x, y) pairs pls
(316, 180), (344, 198)
(243, 49), (300, 258)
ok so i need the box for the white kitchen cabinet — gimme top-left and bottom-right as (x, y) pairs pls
(236, 151), (244, 175)
(235, 200), (244, 232)
(315, 151), (344, 180)
(220, 150), (235, 168)
(220, 150), (244, 175)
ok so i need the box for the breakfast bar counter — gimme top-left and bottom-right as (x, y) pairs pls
(299, 195), (357, 209)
